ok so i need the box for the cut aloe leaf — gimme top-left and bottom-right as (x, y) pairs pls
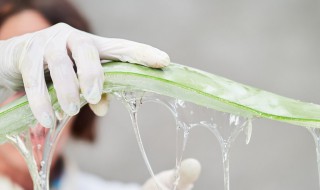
(1, 61), (320, 143)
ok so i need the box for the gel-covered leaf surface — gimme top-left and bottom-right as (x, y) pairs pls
(0, 62), (320, 142)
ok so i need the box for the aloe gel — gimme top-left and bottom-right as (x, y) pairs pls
(308, 128), (320, 188)
(2, 62), (320, 139)
(118, 91), (164, 190)
(2, 62), (320, 189)
(161, 97), (250, 190)
(142, 94), (193, 190)
(118, 91), (193, 190)
(5, 115), (70, 190)
(117, 91), (251, 190)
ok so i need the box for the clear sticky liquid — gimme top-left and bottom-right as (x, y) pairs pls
(5, 113), (70, 190)
(6, 89), (320, 190)
(3, 89), (254, 190)
(308, 127), (320, 189)
(115, 90), (253, 190)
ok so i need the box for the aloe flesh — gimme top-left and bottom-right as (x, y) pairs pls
(1, 61), (320, 190)
(1, 61), (320, 142)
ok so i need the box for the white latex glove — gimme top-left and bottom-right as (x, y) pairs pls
(0, 176), (23, 190)
(142, 159), (201, 190)
(0, 23), (170, 127)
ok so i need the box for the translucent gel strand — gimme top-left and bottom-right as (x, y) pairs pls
(142, 95), (192, 190)
(6, 131), (42, 190)
(40, 116), (70, 190)
(142, 93), (250, 190)
(141, 94), (191, 190)
(6, 88), (254, 190)
(173, 123), (189, 190)
(120, 91), (164, 190)
(308, 127), (320, 189)
(5, 114), (71, 190)
(244, 118), (253, 145)
(172, 102), (191, 190)
(205, 114), (247, 190)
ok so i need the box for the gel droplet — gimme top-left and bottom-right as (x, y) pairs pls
(245, 118), (253, 145)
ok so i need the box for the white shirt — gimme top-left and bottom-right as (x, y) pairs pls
(59, 159), (141, 190)
(0, 159), (141, 190)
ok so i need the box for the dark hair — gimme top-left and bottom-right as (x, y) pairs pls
(0, 0), (31, 27)
(0, 0), (97, 142)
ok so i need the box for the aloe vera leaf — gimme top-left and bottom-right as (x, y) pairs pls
(0, 61), (320, 142)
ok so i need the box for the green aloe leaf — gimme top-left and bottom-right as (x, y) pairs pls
(0, 61), (320, 142)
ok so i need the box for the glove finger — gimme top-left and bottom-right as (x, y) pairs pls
(89, 93), (109, 116)
(142, 170), (172, 190)
(176, 158), (201, 190)
(20, 54), (54, 128)
(90, 34), (170, 68)
(142, 158), (201, 190)
(45, 50), (80, 116)
(67, 32), (104, 104)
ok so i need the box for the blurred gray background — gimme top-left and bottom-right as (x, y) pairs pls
(65, 0), (320, 189)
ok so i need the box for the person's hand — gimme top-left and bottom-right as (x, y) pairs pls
(0, 23), (170, 127)
(142, 159), (201, 190)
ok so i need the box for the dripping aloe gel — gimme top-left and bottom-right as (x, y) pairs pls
(1, 62), (320, 189)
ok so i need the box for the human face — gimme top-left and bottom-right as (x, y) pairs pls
(0, 9), (73, 190)
(0, 9), (50, 39)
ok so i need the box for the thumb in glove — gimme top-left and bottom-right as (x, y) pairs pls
(142, 158), (201, 190)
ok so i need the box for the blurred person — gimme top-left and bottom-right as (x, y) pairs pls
(0, 0), (201, 190)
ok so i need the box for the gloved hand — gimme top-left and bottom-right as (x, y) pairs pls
(142, 159), (201, 190)
(0, 23), (170, 127)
